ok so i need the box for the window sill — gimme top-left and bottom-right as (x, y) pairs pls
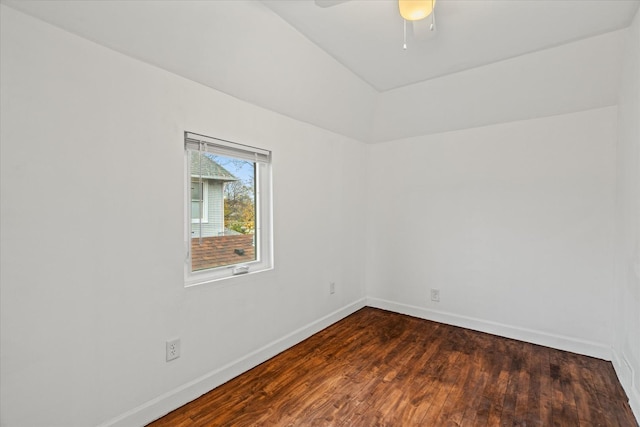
(184, 263), (273, 288)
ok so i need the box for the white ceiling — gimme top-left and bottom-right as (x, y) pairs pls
(2, 0), (638, 142)
(263, 0), (639, 91)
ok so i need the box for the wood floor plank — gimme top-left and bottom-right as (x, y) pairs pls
(550, 348), (581, 426)
(147, 307), (638, 427)
(462, 334), (508, 426)
(538, 345), (554, 426)
(457, 343), (492, 426)
(440, 340), (484, 425)
(499, 340), (524, 425)
(512, 342), (533, 426)
(523, 343), (544, 427)
(484, 343), (512, 426)
(433, 352), (474, 426)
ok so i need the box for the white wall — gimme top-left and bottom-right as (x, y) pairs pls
(613, 6), (640, 419)
(366, 107), (617, 357)
(371, 30), (625, 143)
(0, 6), (367, 427)
(1, 0), (378, 143)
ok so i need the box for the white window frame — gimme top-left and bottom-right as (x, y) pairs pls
(191, 179), (209, 224)
(184, 132), (273, 286)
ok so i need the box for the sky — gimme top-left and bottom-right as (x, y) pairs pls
(207, 153), (254, 186)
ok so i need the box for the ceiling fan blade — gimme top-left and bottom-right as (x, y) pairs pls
(314, 0), (351, 8)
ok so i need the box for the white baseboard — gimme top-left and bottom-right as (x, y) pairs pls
(366, 297), (612, 360)
(629, 385), (640, 424)
(612, 350), (640, 423)
(99, 298), (367, 427)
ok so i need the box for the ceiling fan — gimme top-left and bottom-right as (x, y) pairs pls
(313, 0), (437, 49)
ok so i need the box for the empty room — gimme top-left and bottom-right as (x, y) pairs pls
(1, 0), (639, 426)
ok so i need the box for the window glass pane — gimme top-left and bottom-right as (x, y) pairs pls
(191, 181), (202, 201)
(191, 201), (201, 221)
(190, 153), (257, 271)
(191, 180), (202, 221)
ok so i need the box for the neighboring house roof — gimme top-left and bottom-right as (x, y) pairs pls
(191, 234), (255, 271)
(191, 153), (238, 181)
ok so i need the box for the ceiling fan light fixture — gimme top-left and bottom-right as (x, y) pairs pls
(398, 0), (435, 21)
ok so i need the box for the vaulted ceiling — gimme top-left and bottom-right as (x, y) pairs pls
(3, 0), (639, 142)
(265, 0), (639, 91)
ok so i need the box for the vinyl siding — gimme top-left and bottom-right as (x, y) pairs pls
(191, 180), (225, 238)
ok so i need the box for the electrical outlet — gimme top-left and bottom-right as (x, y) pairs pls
(166, 339), (180, 362)
(430, 289), (440, 302)
(330, 282), (336, 294)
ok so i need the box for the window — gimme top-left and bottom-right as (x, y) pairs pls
(190, 180), (208, 223)
(185, 132), (272, 285)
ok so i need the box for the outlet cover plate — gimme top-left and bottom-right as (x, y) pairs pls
(166, 339), (180, 362)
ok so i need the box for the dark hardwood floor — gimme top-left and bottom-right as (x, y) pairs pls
(148, 307), (637, 426)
